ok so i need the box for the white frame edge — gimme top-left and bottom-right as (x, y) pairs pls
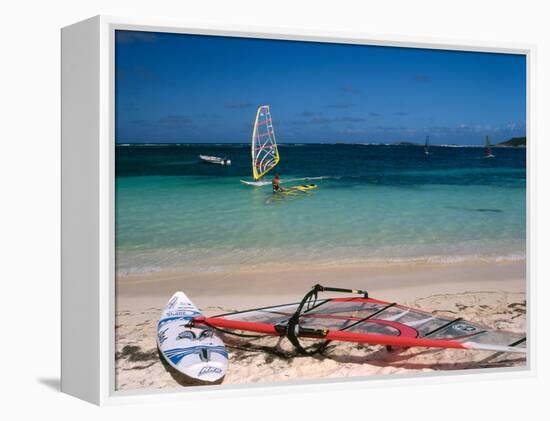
(60, 14), (535, 406)
(61, 16), (101, 404)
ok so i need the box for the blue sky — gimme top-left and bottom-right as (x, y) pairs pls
(115, 30), (526, 145)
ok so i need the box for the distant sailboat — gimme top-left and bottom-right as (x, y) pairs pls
(424, 135), (431, 155)
(484, 136), (495, 159)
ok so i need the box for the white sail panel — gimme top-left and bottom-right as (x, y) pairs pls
(251, 105), (279, 180)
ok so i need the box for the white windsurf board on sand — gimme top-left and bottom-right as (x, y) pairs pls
(157, 292), (228, 383)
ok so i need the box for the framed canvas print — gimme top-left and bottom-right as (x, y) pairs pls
(61, 16), (531, 405)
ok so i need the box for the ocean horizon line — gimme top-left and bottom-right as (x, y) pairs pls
(115, 141), (525, 148)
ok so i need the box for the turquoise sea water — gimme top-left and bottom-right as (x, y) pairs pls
(115, 144), (526, 274)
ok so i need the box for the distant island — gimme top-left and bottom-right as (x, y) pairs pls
(393, 141), (419, 146)
(391, 136), (526, 148)
(496, 136), (526, 148)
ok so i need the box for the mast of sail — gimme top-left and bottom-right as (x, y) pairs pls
(424, 135), (430, 153)
(251, 105), (279, 181)
(485, 136), (492, 156)
(251, 106), (262, 180)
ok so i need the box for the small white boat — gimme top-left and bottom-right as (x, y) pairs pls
(199, 155), (231, 165)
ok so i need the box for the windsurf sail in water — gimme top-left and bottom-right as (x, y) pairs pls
(191, 285), (526, 355)
(251, 105), (279, 181)
(484, 136), (495, 158)
(424, 135), (430, 155)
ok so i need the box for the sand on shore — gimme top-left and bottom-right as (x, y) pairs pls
(115, 260), (527, 391)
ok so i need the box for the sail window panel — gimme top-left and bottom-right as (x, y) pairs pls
(220, 304), (299, 325)
(303, 300), (388, 319)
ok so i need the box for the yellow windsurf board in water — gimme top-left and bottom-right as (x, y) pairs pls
(277, 184), (318, 194)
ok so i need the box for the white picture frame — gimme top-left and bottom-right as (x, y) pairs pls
(61, 15), (534, 405)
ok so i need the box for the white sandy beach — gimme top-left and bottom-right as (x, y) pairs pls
(115, 260), (526, 391)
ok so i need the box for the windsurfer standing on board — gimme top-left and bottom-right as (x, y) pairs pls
(272, 173), (286, 193)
